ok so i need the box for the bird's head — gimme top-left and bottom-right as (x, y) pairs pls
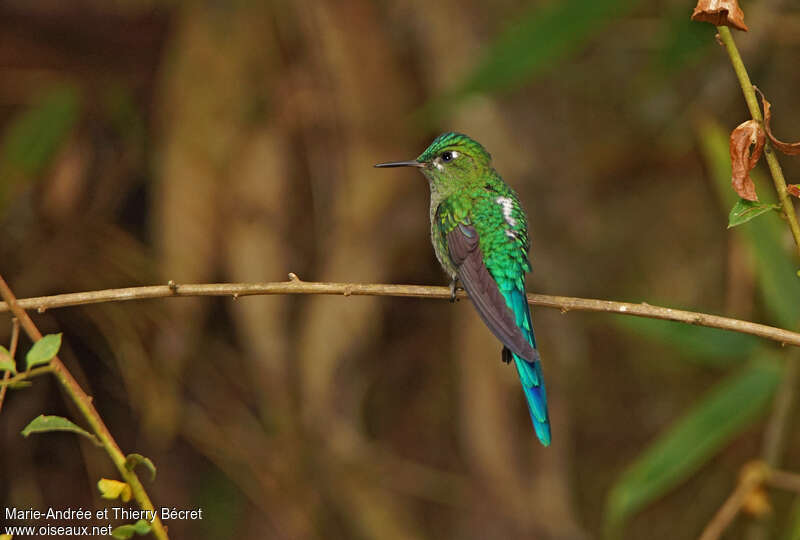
(375, 132), (492, 196)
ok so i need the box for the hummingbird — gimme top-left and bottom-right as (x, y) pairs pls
(375, 132), (551, 446)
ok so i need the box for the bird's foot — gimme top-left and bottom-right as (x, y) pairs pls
(449, 279), (462, 303)
(501, 346), (513, 365)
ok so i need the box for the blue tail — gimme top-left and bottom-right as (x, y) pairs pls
(507, 289), (551, 446)
(513, 354), (550, 446)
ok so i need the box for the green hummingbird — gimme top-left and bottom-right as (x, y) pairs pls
(376, 132), (551, 446)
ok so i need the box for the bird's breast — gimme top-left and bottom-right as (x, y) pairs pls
(430, 201), (458, 279)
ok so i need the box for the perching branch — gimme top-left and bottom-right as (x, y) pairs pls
(2, 273), (800, 347)
(0, 275), (170, 540)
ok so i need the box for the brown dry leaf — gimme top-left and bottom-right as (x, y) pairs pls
(729, 119), (765, 201)
(757, 88), (800, 155)
(691, 0), (748, 31)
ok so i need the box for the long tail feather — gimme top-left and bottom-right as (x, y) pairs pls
(514, 355), (550, 446)
(507, 289), (551, 446)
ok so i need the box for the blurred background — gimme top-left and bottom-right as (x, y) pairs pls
(1, 0), (800, 538)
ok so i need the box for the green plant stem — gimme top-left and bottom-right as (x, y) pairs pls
(0, 364), (54, 386)
(0, 318), (19, 411)
(0, 275), (169, 540)
(717, 26), (800, 259)
(716, 25), (800, 540)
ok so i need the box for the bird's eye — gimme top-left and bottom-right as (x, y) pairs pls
(441, 151), (453, 162)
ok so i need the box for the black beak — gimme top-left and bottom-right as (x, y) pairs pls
(374, 160), (425, 168)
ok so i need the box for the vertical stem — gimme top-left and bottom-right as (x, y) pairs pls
(0, 318), (19, 412)
(761, 354), (799, 466)
(715, 24), (800, 540)
(0, 275), (169, 540)
(716, 26), (800, 259)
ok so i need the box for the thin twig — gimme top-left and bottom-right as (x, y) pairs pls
(699, 462), (800, 540)
(700, 462), (769, 540)
(748, 354), (800, 539)
(761, 353), (799, 466)
(768, 469), (800, 494)
(1, 275), (799, 347)
(0, 274), (170, 540)
(0, 318), (20, 412)
(0, 364), (54, 386)
(699, 477), (758, 540)
(716, 25), (800, 257)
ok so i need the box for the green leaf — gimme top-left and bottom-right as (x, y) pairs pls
(418, 0), (640, 123)
(111, 525), (135, 540)
(728, 199), (780, 228)
(21, 414), (99, 445)
(615, 317), (758, 365)
(132, 520), (151, 535)
(25, 333), (61, 370)
(0, 85), (80, 211)
(125, 453), (157, 482)
(98, 478), (132, 502)
(655, 11), (716, 74)
(464, 0), (640, 95)
(0, 345), (16, 374)
(111, 520), (151, 539)
(603, 358), (782, 538)
(698, 120), (800, 328)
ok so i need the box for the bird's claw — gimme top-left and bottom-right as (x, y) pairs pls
(449, 280), (462, 303)
(501, 346), (513, 364)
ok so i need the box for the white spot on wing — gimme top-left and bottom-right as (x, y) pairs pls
(496, 196), (517, 227)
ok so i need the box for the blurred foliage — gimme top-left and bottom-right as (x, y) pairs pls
(459, 0), (641, 95)
(655, 8), (716, 75)
(615, 316), (758, 365)
(603, 119), (800, 537)
(787, 500), (800, 540)
(1, 2), (800, 540)
(604, 357), (782, 538)
(421, 0), (641, 122)
(0, 86), (79, 211)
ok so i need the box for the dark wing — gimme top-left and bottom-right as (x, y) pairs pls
(447, 223), (539, 363)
